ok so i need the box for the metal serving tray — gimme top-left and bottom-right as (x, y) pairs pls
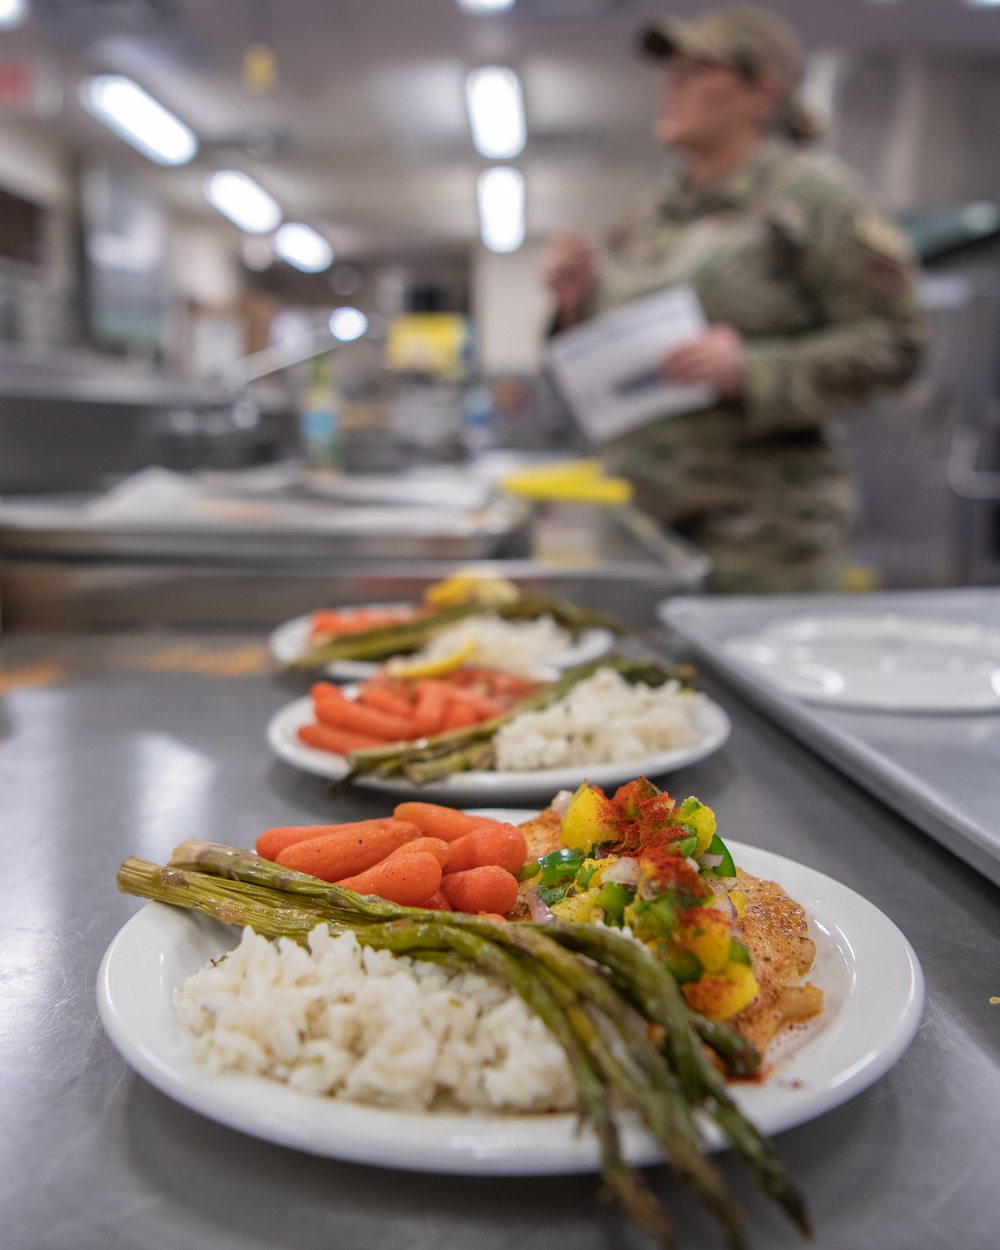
(659, 589), (1000, 887)
(0, 494), (533, 562)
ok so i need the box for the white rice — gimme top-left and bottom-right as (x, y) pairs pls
(417, 613), (572, 677)
(174, 925), (576, 1113)
(493, 667), (705, 772)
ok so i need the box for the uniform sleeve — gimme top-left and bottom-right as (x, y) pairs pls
(741, 188), (926, 435)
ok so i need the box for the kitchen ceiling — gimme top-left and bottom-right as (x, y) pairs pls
(8, 0), (1000, 255)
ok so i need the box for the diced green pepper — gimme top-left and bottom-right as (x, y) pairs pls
(538, 847), (585, 886)
(676, 832), (698, 859)
(664, 946), (703, 984)
(728, 940), (753, 967)
(629, 892), (678, 940)
(595, 881), (635, 928)
(575, 860), (600, 890)
(538, 882), (573, 906)
(515, 860), (540, 883)
(698, 833), (736, 878)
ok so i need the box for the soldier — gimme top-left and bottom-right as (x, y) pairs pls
(544, 6), (926, 593)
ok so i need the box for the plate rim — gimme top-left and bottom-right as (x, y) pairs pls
(265, 692), (732, 798)
(97, 833), (924, 1175)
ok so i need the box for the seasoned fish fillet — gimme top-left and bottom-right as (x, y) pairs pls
(730, 867), (824, 1051)
(512, 813), (824, 1051)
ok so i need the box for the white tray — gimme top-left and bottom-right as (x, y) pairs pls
(659, 590), (1000, 888)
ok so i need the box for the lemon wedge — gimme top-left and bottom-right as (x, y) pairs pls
(424, 570), (519, 608)
(386, 636), (479, 680)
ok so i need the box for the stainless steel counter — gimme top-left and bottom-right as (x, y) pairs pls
(1, 631), (998, 1250)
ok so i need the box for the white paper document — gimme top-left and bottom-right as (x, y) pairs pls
(546, 285), (716, 444)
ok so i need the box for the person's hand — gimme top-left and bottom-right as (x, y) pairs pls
(661, 324), (746, 398)
(542, 230), (596, 327)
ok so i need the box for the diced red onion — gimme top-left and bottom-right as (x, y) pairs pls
(525, 888), (555, 923)
(700, 853), (725, 869)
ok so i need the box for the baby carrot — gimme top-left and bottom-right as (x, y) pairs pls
(314, 697), (417, 743)
(336, 851), (442, 906)
(421, 889), (453, 912)
(257, 817), (405, 862)
(412, 681), (451, 737)
(274, 819), (422, 881)
(362, 686), (414, 719)
(311, 681), (345, 703)
(441, 865), (518, 916)
(443, 701), (479, 731)
(392, 802), (503, 843)
(447, 688), (504, 719)
(444, 824), (527, 876)
(298, 723), (384, 756)
(386, 836), (450, 867)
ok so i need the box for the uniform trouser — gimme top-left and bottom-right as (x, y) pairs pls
(632, 477), (859, 595)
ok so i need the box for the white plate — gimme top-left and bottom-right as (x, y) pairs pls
(268, 609), (615, 681)
(265, 693), (731, 801)
(723, 613), (1000, 712)
(97, 832), (924, 1175)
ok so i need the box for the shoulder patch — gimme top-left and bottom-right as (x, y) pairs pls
(854, 208), (912, 264)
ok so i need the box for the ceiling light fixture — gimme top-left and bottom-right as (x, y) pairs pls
(466, 66), (526, 159)
(204, 170), (281, 234)
(965, 0), (1000, 6)
(477, 165), (525, 253)
(273, 223), (333, 273)
(329, 307), (368, 342)
(457, 0), (516, 12)
(0, 0), (29, 29)
(81, 75), (198, 166)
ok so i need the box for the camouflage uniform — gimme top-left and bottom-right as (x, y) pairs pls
(594, 138), (926, 593)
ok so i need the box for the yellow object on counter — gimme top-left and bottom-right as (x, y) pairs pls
(502, 459), (633, 506)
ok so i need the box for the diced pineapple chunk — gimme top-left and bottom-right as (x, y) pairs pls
(676, 906), (732, 974)
(682, 961), (760, 1020)
(728, 888), (746, 918)
(561, 782), (617, 853)
(550, 892), (598, 923)
(675, 798), (717, 856)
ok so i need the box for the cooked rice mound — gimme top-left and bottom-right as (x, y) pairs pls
(493, 667), (705, 771)
(174, 925), (576, 1113)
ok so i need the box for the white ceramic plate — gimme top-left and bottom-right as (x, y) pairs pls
(97, 832), (924, 1175)
(268, 609), (615, 681)
(265, 692), (731, 801)
(723, 613), (1000, 712)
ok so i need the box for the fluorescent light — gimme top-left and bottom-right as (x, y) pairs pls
(274, 223), (333, 273)
(81, 75), (197, 166)
(966, 0), (1000, 6)
(329, 307), (368, 342)
(477, 166), (525, 253)
(466, 66), (526, 159)
(458, 0), (516, 11)
(205, 170), (281, 234)
(0, 0), (29, 30)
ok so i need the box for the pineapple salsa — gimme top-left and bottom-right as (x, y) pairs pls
(520, 777), (759, 1022)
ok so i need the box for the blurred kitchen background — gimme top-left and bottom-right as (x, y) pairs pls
(2, 0), (1000, 626)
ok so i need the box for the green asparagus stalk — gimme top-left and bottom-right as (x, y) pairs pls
(288, 594), (630, 672)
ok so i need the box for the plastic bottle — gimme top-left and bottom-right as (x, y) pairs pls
(462, 381), (494, 457)
(298, 353), (342, 469)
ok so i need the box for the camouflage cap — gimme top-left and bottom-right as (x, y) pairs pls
(640, 6), (821, 142)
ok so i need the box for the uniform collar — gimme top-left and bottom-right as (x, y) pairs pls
(659, 138), (791, 218)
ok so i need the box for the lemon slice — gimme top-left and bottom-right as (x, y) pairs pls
(386, 636), (478, 680)
(424, 570), (519, 608)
